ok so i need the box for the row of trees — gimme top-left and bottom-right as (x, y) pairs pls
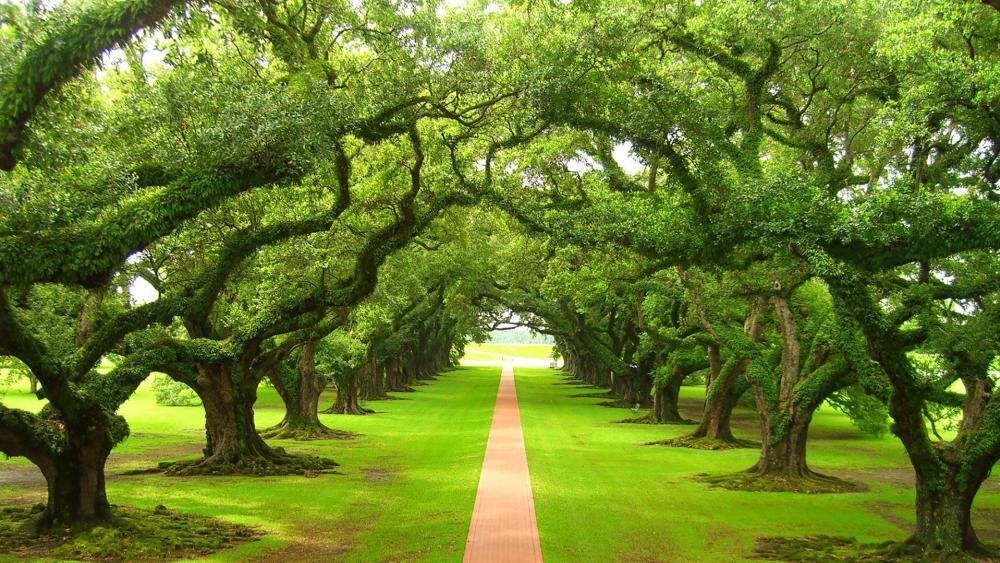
(1, 0), (999, 559)
(451, 0), (1000, 556)
(0, 0), (520, 525)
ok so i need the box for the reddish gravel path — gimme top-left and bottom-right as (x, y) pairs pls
(463, 364), (543, 563)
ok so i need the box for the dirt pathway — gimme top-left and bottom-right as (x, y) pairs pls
(463, 364), (543, 563)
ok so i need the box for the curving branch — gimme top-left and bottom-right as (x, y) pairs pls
(1, 0), (187, 171)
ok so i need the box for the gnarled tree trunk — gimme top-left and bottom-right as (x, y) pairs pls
(325, 371), (372, 415)
(689, 380), (743, 441)
(908, 469), (986, 555)
(264, 341), (352, 440)
(162, 361), (336, 475)
(359, 354), (389, 400)
(651, 366), (692, 424)
(44, 422), (113, 526)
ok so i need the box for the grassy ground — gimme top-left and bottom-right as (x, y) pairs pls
(5, 365), (999, 561)
(0, 367), (499, 562)
(516, 367), (1000, 562)
(462, 343), (554, 361)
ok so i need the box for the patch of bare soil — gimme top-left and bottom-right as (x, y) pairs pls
(108, 443), (205, 477)
(754, 534), (1000, 562)
(838, 466), (916, 488)
(752, 535), (898, 561)
(0, 465), (45, 489)
(0, 465), (45, 506)
(362, 467), (396, 484)
(248, 517), (373, 561)
(864, 501), (911, 532)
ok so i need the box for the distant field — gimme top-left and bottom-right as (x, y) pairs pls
(462, 343), (554, 360)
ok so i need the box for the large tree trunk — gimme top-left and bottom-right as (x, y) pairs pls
(162, 363), (336, 475)
(385, 357), (414, 392)
(690, 389), (739, 440)
(651, 367), (691, 424)
(751, 408), (812, 477)
(736, 296), (857, 491)
(655, 375), (752, 449)
(676, 299), (765, 448)
(630, 371), (653, 407)
(611, 372), (627, 399)
(690, 365), (742, 441)
(906, 465), (988, 555)
(198, 367), (270, 463)
(42, 424), (113, 526)
(0, 408), (113, 528)
(359, 354), (389, 400)
(325, 371), (372, 415)
(263, 341), (350, 440)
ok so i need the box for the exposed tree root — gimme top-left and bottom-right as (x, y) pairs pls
(695, 471), (867, 494)
(596, 399), (633, 408)
(260, 423), (359, 441)
(361, 393), (392, 401)
(159, 448), (338, 477)
(646, 434), (757, 450)
(616, 414), (695, 425)
(321, 405), (375, 415)
(568, 391), (615, 399)
(753, 535), (994, 562)
(0, 503), (260, 560)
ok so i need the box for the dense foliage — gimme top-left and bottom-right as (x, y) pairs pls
(1, 0), (999, 558)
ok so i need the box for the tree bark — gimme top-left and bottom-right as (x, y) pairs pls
(42, 423), (113, 526)
(325, 371), (372, 415)
(908, 470), (986, 554)
(263, 341), (346, 440)
(750, 407), (813, 477)
(620, 371), (653, 407)
(359, 354), (389, 400)
(689, 381), (742, 441)
(163, 362), (336, 475)
(652, 366), (691, 423)
(690, 354), (744, 441)
(684, 300), (765, 445)
(197, 365), (269, 463)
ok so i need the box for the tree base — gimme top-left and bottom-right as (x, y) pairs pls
(360, 393), (391, 401)
(159, 448), (338, 476)
(753, 535), (993, 561)
(617, 414), (695, 425)
(695, 471), (867, 494)
(260, 423), (359, 441)
(646, 434), (757, 450)
(597, 399), (653, 409)
(0, 504), (259, 560)
(322, 406), (375, 415)
(568, 391), (614, 399)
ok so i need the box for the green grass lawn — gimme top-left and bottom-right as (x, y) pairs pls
(516, 367), (1000, 562)
(462, 343), (554, 361)
(5, 366), (1000, 561)
(0, 367), (500, 562)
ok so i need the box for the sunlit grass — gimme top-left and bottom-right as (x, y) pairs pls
(517, 367), (1000, 562)
(0, 367), (500, 561)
